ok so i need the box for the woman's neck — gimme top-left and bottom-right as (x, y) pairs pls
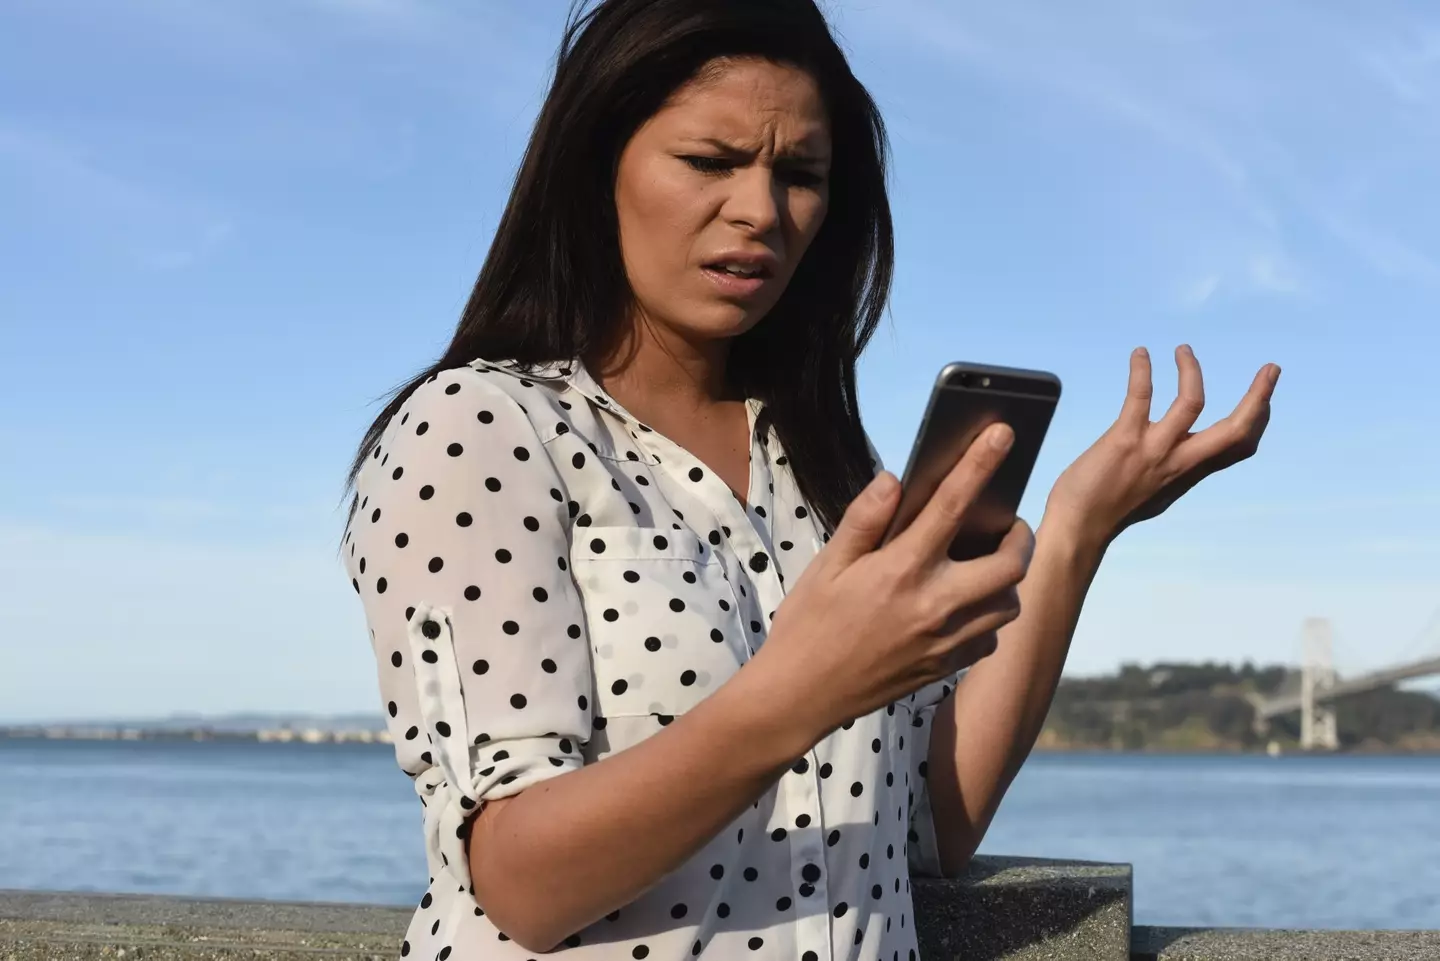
(587, 323), (741, 425)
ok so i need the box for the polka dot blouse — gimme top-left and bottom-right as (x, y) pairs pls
(343, 358), (960, 961)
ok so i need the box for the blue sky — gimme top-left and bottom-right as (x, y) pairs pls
(2, 0), (1438, 722)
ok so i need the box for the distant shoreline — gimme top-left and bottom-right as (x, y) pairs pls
(3, 726), (1437, 756)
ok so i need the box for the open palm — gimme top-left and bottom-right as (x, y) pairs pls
(1046, 345), (1281, 546)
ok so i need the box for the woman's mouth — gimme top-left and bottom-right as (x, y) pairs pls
(701, 260), (774, 297)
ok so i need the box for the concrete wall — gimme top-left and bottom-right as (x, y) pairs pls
(2, 857), (1436, 961)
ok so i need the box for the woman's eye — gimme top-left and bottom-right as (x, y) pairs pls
(682, 156), (732, 175)
(783, 169), (826, 188)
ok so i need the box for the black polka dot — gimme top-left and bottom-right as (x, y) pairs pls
(590, 538), (606, 553)
(394, 532), (409, 548)
(541, 658), (556, 673)
(456, 512), (472, 527)
(376, 577), (387, 593)
(510, 693), (527, 709)
(473, 660), (488, 674)
(669, 598), (685, 612)
(645, 636), (662, 651)
(485, 477), (501, 492)
(421, 620), (441, 639)
(611, 679), (628, 695)
(428, 556), (444, 573)
(502, 620), (519, 635)
(747, 937), (763, 950)
(446, 443), (463, 457)
(415, 421), (429, 435)
(495, 549), (512, 563)
(464, 585), (480, 601)
(688, 467), (704, 482)
(477, 410), (493, 423)
(419, 485), (434, 499)
(524, 516), (539, 531)
(802, 863), (821, 882)
(533, 587), (548, 602)
(680, 670), (696, 686)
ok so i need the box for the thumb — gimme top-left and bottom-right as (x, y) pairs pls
(825, 471), (900, 567)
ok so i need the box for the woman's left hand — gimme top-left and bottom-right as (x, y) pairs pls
(1044, 345), (1281, 548)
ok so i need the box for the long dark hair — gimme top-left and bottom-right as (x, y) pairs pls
(345, 0), (893, 534)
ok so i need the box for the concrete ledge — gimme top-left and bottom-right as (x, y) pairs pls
(1130, 925), (1440, 961)
(914, 855), (1134, 960)
(0, 889), (410, 961)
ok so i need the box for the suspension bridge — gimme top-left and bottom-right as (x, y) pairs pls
(1250, 614), (1440, 751)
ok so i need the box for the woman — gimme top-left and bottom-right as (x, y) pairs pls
(342, 1), (1279, 958)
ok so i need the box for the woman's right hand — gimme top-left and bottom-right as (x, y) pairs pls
(757, 422), (1035, 739)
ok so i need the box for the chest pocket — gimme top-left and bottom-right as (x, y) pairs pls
(572, 526), (747, 718)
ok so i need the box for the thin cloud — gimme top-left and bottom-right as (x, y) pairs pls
(873, 0), (1440, 299)
(0, 121), (232, 270)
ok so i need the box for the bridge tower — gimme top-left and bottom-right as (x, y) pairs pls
(1300, 617), (1339, 751)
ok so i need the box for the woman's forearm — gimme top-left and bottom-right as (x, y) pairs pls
(926, 516), (1106, 874)
(468, 655), (819, 953)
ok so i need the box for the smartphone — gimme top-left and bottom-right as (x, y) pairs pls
(881, 362), (1061, 560)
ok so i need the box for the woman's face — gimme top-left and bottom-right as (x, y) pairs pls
(613, 57), (832, 350)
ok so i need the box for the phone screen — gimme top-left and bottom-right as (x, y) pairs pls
(883, 364), (1060, 560)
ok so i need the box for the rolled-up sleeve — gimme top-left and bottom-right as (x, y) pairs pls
(345, 368), (592, 886)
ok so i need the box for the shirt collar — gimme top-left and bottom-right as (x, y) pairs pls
(476, 355), (763, 435)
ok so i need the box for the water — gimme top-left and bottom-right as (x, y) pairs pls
(1, 740), (1436, 929)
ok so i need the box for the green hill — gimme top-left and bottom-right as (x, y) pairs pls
(1038, 661), (1440, 752)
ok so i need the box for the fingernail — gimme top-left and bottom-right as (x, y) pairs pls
(988, 424), (1014, 451)
(1135, 346), (1148, 358)
(871, 470), (897, 499)
(1270, 364), (1282, 383)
